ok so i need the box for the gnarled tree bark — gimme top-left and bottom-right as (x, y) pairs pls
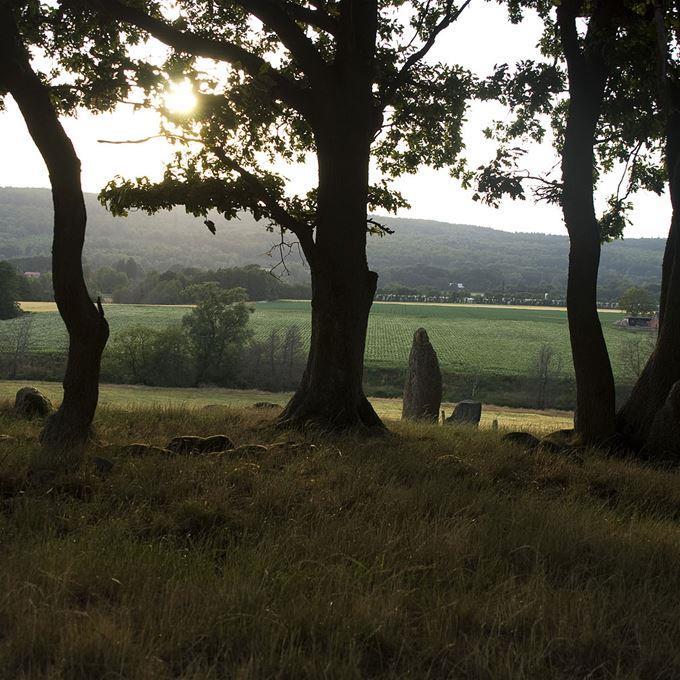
(557, 0), (617, 444)
(616, 4), (680, 454)
(278, 9), (385, 432)
(0, 11), (109, 456)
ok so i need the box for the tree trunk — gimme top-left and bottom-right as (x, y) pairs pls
(616, 44), (680, 452)
(278, 263), (383, 432)
(278, 101), (384, 432)
(0, 13), (109, 456)
(558, 2), (617, 443)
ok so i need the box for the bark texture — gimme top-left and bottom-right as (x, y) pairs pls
(0, 12), (109, 455)
(616, 9), (680, 454)
(278, 8), (385, 433)
(557, 0), (617, 444)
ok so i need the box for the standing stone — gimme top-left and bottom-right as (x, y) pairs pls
(646, 380), (680, 460)
(446, 400), (482, 427)
(14, 387), (53, 418)
(402, 328), (442, 423)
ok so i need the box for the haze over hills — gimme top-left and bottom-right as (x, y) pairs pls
(0, 186), (665, 297)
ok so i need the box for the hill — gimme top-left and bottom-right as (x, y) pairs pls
(0, 186), (665, 296)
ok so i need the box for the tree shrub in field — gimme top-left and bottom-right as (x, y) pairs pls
(0, 262), (22, 321)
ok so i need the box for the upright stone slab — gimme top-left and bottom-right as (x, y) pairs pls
(402, 328), (442, 423)
(446, 400), (482, 427)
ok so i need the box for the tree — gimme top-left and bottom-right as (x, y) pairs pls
(0, 7), (110, 456)
(616, 0), (680, 454)
(72, 0), (473, 431)
(618, 334), (656, 384)
(530, 343), (562, 410)
(473, 0), (663, 444)
(0, 261), (21, 320)
(182, 288), (252, 385)
(619, 286), (656, 316)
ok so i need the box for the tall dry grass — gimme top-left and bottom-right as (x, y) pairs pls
(1, 403), (680, 678)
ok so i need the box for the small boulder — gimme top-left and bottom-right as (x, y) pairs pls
(446, 400), (482, 427)
(126, 443), (174, 457)
(166, 434), (234, 455)
(402, 328), (442, 423)
(646, 381), (680, 459)
(14, 387), (53, 419)
(502, 431), (542, 450)
(229, 444), (269, 459)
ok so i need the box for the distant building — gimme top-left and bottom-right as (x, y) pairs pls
(23, 271), (41, 279)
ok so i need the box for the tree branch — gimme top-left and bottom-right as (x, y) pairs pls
(231, 0), (329, 83)
(380, 0), (473, 106)
(77, 0), (311, 114)
(284, 1), (337, 35)
(212, 148), (316, 261)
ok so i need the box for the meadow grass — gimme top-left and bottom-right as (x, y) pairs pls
(0, 379), (574, 432)
(1, 403), (680, 678)
(2, 300), (637, 380)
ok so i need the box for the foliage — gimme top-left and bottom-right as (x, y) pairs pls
(182, 287), (253, 385)
(25, 0), (478, 245)
(107, 325), (195, 386)
(473, 0), (666, 242)
(618, 286), (657, 316)
(0, 261), (22, 320)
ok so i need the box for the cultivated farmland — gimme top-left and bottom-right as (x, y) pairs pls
(0, 300), (639, 380)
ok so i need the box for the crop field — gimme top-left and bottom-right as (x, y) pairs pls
(0, 300), (641, 380)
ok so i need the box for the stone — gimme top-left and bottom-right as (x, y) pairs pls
(446, 400), (482, 427)
(229, 444), (269, 459)
(402, 328), (442, 423)
(166, 434), (234, 455)
(646, 381), (680, 459)
(14, 387), (53, 418)
(502, 431), (542, 449)
(125, 443), (174, 457)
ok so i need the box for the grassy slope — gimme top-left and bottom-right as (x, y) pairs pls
(1, 300), (636, 380)
(0, 380), (574, 431)
(1, 405), (680, 678)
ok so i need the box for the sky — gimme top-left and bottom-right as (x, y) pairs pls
(0, 1), (671, 239)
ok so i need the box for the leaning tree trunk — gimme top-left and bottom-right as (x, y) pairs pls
(558, 2), (617, 444)
(0, 14), (109, 456)
(616, 50), (680, 452)
(278, 114), (384, 433)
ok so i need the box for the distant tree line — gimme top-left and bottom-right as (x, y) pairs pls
(5, 258), (311, 304)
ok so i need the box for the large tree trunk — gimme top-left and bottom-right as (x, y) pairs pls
(616, 28), (680, 452)
(279, 106), (384, 431)
(558, 2), (617, 444)
(0, 13), (109, 456)
(279, 5), (384, 433)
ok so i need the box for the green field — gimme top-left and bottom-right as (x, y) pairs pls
(0, 300), (639, 380)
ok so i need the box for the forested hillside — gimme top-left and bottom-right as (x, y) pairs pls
(0, 187), (664, 297)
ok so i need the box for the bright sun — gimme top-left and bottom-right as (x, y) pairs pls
(164, 80), (197, 114)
